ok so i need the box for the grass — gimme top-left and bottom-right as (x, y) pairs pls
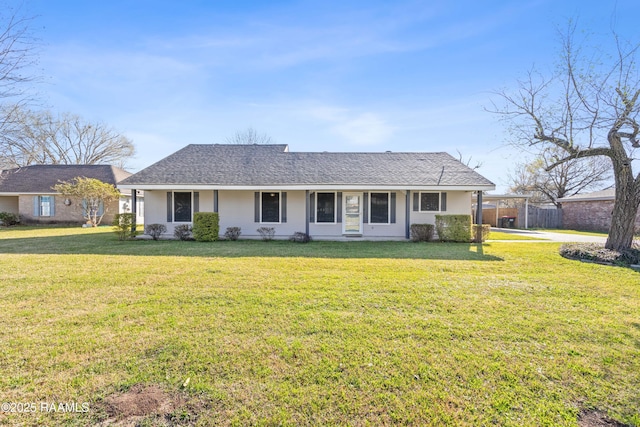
(536, 229), (609, 237)
(486, 231), (544, 241)
(0, 226), (639, 426)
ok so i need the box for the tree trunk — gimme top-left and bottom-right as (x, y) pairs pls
(606, 187), (639, 250)
(605, 141), (640, 251)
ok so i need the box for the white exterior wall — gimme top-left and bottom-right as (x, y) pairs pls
(143, 190), (170, 232)
(141, 189), (473, 239)
(310, 190), (408, 239)
(218, 190), (306, 238)
(409, 191), (472, 225)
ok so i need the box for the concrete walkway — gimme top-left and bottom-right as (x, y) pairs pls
(489, 228), (608, 244)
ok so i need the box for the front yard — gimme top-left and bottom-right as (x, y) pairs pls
(0, 227), (638, 426)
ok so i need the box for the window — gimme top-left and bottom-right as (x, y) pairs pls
(174, 192), (192, 222)
(261, 192), (280, 223)
(420, 193), (439, 211)
(370, 192), (389, 224)
(316, 192), (335, 223)
(82, 200), (104, 217)
(40, 196), (53, 217)
(419, 192), (446, 212)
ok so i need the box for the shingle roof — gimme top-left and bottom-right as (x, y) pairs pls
(557, 188), (615, 202)
(119, 144), (495, 188)
(0, 164), (132, 193)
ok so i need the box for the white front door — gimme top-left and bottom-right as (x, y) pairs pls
(343, 193), (363, 235)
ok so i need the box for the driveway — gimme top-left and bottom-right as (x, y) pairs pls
(490, 228), (608, 244)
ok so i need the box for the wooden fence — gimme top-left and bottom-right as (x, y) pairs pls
(518, 206), (562, 229)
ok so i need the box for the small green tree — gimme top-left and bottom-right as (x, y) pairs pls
(53, 177), (120, 227)
(112, 213), (136, 240)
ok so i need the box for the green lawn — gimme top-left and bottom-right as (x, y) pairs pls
(536, 229), (609, 237)
(0, 227), (638, 426)
(486, 231), (544, 241)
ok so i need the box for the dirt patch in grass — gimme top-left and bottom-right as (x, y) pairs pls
(578, 409), (630, 427)
(97, 384), (207, 426)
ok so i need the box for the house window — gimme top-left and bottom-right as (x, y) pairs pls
(174, 192), (192, 222)
(370, 192), (389, 224)
(82, 200), (105, 217)
(40, 196), (53, 217)
(261, 192), (280, 223)
(419, 192), (446, 212)
(316, 192), (335, 223)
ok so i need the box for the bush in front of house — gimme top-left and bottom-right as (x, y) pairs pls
(112, 213), (137, 240)
(193, 212), (219, 242)
(174, 224), (194, 241)
(410, 224), (434, 242)
(472, 224), (491, 243)
(289, 231), (311, 243)
(145, 223), (167, 241)
(560, 243), (640, 267)
(224, 227), (241, 241)
(257, 227), (275, 241)
(0, 212), (20, 226)
(435, 214), (472, 242)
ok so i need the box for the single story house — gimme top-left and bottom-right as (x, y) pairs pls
(0, 164), (144, 225)
(118, 144), (495, 240)
(558, 188), (640, 232)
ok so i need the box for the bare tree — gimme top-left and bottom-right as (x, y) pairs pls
(508, 147), (612, 207)
(225, 127), (275, 145)
(491, 23), (640, 250)
(456, 149), (482, 171)
(0, 108), (136, 168)
(0, 3), (40, 136)
(0, 3), (38, 101)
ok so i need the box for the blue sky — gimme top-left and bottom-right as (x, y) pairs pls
(20, 0), (640, 192)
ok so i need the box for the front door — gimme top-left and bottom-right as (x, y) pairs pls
(343, 193), (363, 235)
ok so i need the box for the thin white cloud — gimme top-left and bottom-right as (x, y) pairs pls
(303, 104), (394, 146)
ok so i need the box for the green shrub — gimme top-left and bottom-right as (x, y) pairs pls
(145, 223), (167, 241)
(257, 227), (275, 241)
(435, 215), (472, 242)
(112, 213), (136, 240)
(193, 212), (219, 242)
(410, 224), (434, 242)
(472, 224), (491, 243)
(0, 212), (20, 226)
(174, 224), (193, 241)
(224, 227), (242, 241)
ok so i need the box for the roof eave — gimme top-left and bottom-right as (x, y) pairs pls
(118, 183), (496, 191)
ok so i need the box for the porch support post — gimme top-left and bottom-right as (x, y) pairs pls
(476, 191), (483, 225)
(405, 190), (411, 239)
(131, 189), (137, 233)
(525, 197), (529, 229)
(305, 190), (310, 236)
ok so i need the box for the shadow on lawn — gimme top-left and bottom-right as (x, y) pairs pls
(0, 231), (503, 261)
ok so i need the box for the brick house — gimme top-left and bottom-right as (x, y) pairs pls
(558, 188), (640, 232)
(0, 164), (143, 225)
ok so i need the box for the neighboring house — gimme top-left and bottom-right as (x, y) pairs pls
(558, 188), (640, 232)
(0, 164), (144, 225)
(118, 144), (495, 240)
